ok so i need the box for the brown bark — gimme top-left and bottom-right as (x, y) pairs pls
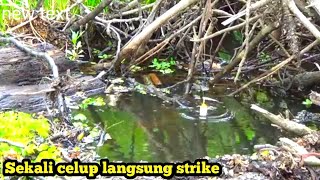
(0, 44), (77, 85)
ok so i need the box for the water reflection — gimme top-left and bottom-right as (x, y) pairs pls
(83, 93), (280, 162)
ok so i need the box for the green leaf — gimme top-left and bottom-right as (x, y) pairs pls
(233, 30), (244, 43)
(256, 91), (269, 103)
(218, 50), (232, 62)
(38, 144), (49, 151)
(302, 99), (313, 108)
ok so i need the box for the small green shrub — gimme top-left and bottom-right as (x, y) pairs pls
(79, 97), (106, 110)
(149, 57), (176, 74)
(302, 98), (313, 108)
(0, 111), (62, 163)
(66, 30), (84, 61)
(218, 49), (232, 62)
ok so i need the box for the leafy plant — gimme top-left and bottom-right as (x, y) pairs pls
(66, 30), (84, 61)
(149, 57), (176, 74)
(79, 97), (106, 109)
(233, 30), (244, 43)
(218, 50), (232, 62)
(0, 111), (62, 163)
(143, 0), (156, 4)
(258, 52), (271, 62)
(302, 98), (313, 108)
(73, 113), (87, 121)
(93, 48), (112, 60)
(256, 91), (269, 103)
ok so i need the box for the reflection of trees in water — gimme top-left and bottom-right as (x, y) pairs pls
(90, 94), (277, 162)
(119, 93), (209, 162)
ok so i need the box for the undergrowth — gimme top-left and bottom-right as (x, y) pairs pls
(0, 111), (62, 167)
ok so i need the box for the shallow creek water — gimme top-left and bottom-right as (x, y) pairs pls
(72, 87), (315, 163)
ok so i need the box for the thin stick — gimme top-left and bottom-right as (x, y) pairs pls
(230, 39), (320, 95)
(193, 15), (261, 42)
(287, 0), (320, 40)
(235, 0), (251, 82)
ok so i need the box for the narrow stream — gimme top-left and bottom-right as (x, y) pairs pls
(75, 90), (290, 163)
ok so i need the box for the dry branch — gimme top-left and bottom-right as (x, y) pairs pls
(230, 39), (320, 95)
(287, 0), (320, 40)
(0, 36), (59, 79)
(211, 22), (278, 84)
(251, 104), (313, 136)
(117, 0), (198, 70)
(68, 0), (112, 31)
(221, 0), (272, 26)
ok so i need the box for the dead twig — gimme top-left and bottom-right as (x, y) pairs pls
(251, 104), (313, 136)
(68, 0), (112, 32)
(229, 39), (320, 95)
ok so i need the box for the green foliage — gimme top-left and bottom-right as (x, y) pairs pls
(149, 57), (176, 74)
(0, 111), (62, 163)
(258, 52), (271, 62)
(302, 98), (313, 108)
(232, 30), (243, 43)
(93, 49), (112, 60)
(66, 30), (84, 61)
(98, 54), (112, 59)
(218, 50), (232, 62)
(143, 0), (156, 4)
(79, 97), (106, 109)
(135, 84), (147, 95)
(256, 91), (269, 103)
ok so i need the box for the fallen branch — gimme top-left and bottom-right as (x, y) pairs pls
(221, 0), (272, 26)
(0, 138), (25, 148)
(0, 34), (68, 122)
(193, 15), (262, 42)
(251, 104), (313, 136)
(273, 71), (320, 89)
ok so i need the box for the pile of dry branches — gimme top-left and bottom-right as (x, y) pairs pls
(2, 0), (320, 118)
(62, 0), (320, 95)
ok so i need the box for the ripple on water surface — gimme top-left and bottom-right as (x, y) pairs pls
(78, 93), (280, 162)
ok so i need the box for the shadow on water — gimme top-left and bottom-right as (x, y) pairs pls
(77, 90), (282, 163)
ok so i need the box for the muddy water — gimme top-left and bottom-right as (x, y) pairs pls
(78, 90), (286, 163)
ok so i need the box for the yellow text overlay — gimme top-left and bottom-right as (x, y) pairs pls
(3, 159), (222, 179)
